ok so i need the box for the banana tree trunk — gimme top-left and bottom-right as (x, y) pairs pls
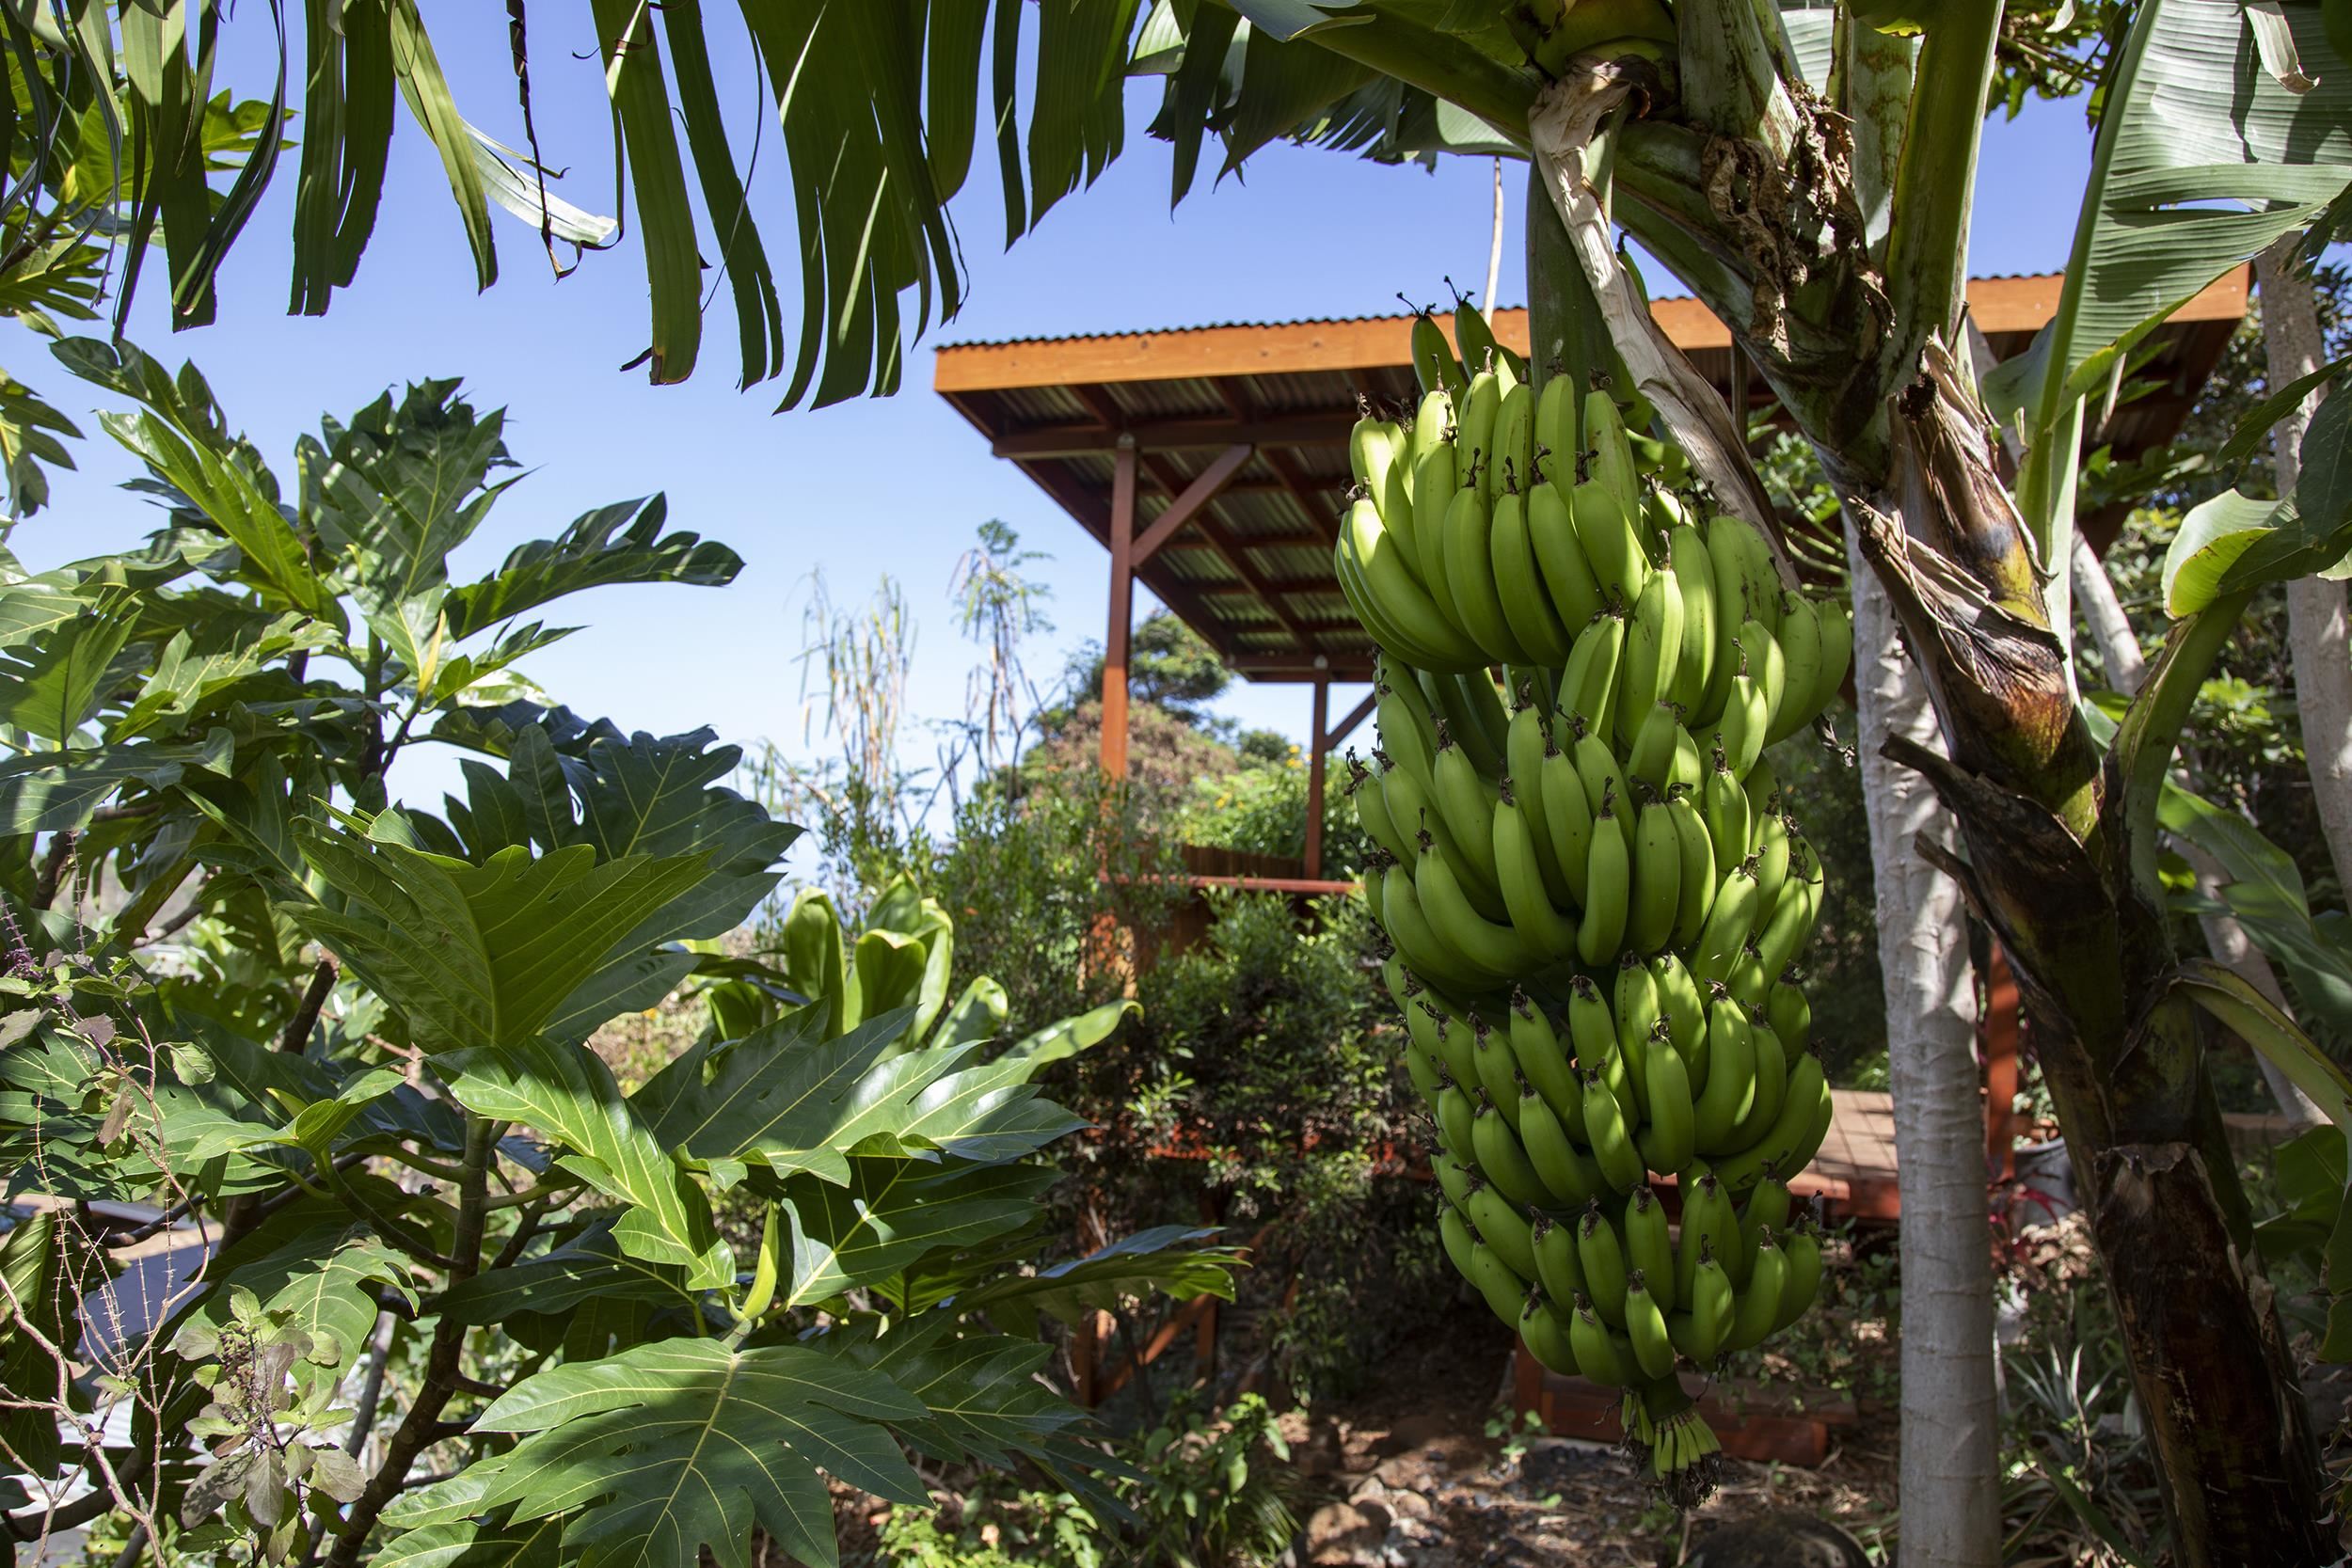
(1529, 69), (2327, 1565)
(2071, 532), (2325, 1128)
(1845, 556), (1998, 1568)
(2257, 241), (2352, 902)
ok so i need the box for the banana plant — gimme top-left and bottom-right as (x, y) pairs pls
(21, 0), (2352, 1558)
(0, 351), (1236, 1567)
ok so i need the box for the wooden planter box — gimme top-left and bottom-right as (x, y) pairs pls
(1512, 1347), (1859, 1467)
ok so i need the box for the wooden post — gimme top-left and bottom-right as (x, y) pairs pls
(1304, 673), (1330, 879)
(1983, 941), (2022, 1180)
(1102, 436), (1138, 778)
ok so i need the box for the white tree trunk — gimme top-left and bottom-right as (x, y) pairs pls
(2070, 533), (2323, 1127)
(2258, 242), (2352, 902)
(1847, 539), (1998, 1568)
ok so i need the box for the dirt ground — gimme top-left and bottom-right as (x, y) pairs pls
(1277, 1325), (1897, 1568)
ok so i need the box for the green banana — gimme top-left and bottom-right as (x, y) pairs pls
(1638, 1019), (1696, 1175)
(1675, 1173), (1740, 1303)
(1427, 667), (1511, 772)
(1565, 974), (1618, 1073)
(1739, 616), (1788, 745)
(1455, 368), (1501, 492)
(1508, 990), (1584, 1128)
(1521, 1086), (1605, 1208)
(1768, 592), (1824, 744)
(1573, 480), (1650, 612)
(1751, 807), (1790, 933)
(1568, 721), (1633, 855)
(1384, 757), (1509, 924)
(1665, 784), (1717, 949)
(1414, 836), (1535, 977)
(1540, 724), (1597, 907)
(1740, 1010), (1788, 1147)
(1728, 943), (1772, 1011)
(1626, 700), (1680, 789)
(1412, 445), (1461, 610)
(1583, 389), (1642, 535)
(1411, 308), (1467, 401)
(1470, 1238), (1533, 1326)
(1665, 518), (1717, 713)
(1669, 724), (1705, 793)
(1432, 726), (1504, 887)
(1773, 1219), (1824, 1333)
(1714, 641), (1771, 780)
(1411, 387), (1454, 463)
(1561, 610), (1628, 744)
(1577, 1201), (1629, 1327)
(1766, 974), (1811, 1054)
(1692, 858), (1761, 984)
(1471, 1013), (1524, 1131)
(1652, 952), (1707, 1078)
(1738, 1176), (1792, 1290)
(1529, 465), (1606, 631)
(1581, 1066), (1645, 1193)
(1702, 754), (1752, 875)
(1722, 1227), (1788, 1354)
(1375, 662), (1440, 787)
(1507, 700), (1573, 907)
(1353, 756), (1413, 863)
(1440, 1202), (1479, 1283)
(1425, 1001), (1478, 1086)
(1382, 863), (1492, 995)
(1624, 784), (1680, 955)
(1674, 1237), (1733, 1363)
(1692, 984), (1757, 1154)
(1442, 483), (1526, 661)
(1578, 784), (1630, 966)
(1467, 1177), (1541, 1278)
(1521, 1294), (1581, 1375)
(1615, 564), (1684, 750)
(1455, 293), (1502, 385)
(1491, 480), (1575, 665)
(1755, 858), (1820, 983)
(1435, 1153), (1477, 1218)
(1623, 1272), (1676, 1380)
(1534, 369), (1575, 475)
(1477, 1091), (1559, 1205)
(1437, 1077), (1479, 1161)
(1534, 1212), (1587, 1305)
(1711, 1052), (1832, 1194)
(1623, 1185), (1677, 1314)
(1495, 779), (1578, 961)
(1570, 1294), (1634, 1386)
(1815, 596), (1853, 720)
(1489, 380), (1534, 507)
(1613, 953), (1662, 1056)
(1339, 499), (1488, 672)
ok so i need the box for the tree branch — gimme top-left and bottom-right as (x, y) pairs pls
(279, 957), (339, 1055)
(323, 1117), (499, 1568)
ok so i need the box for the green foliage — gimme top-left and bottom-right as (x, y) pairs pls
(1180, 750), (1364, 868)
(0, 359), (1232, 1568)
(875, 1394), (1300, 1568)
(1063, 892), (1445, 1402)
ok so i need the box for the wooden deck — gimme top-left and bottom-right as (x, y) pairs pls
(1798, 1088), (1900, 1223)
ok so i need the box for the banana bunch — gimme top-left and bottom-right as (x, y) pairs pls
(1339, 301), (1851, 1499)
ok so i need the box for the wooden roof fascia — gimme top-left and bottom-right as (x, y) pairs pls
(933, 267), (2252, 395)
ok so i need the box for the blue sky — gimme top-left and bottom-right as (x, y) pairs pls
(8, 12), (2098, 813)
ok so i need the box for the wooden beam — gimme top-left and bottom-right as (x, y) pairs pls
(1263, 446), (1343, 547)
(1327, 690), (1375, 749)
(1306, 678), (1330, 880)
(1137, 451), (1323, 657)
(1229, 655), (1379, 680)
(992, 409), (1355, 458)
(1102, 439), (1138, 780)
(1133, 443), (1254, 564)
